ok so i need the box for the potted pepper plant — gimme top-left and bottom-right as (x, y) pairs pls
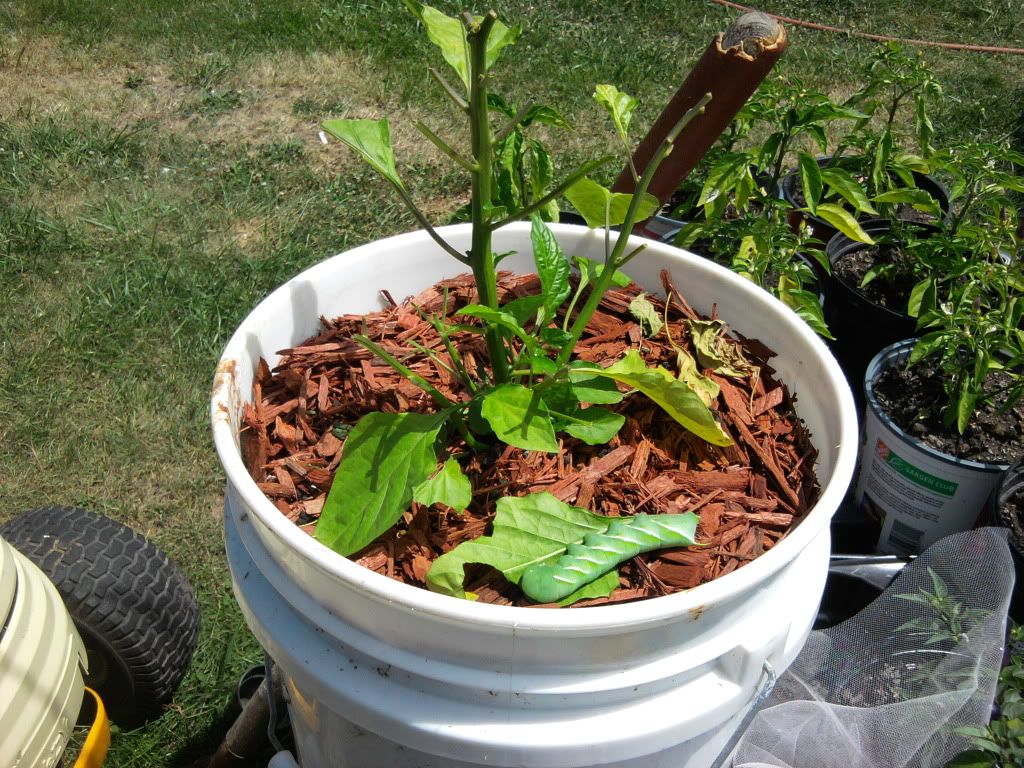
(210, 5), (858, 767)
(854, 215), (1024, 555)
(824, 137), (1024, 392)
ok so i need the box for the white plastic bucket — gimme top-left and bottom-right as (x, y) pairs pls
(854, 340), (1008, 555)
(212, 223), (859, 768)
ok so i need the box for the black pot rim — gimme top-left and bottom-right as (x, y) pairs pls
(865, 339), (1011, 474)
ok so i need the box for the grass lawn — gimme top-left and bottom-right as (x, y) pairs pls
(0, 1), (1021, 765)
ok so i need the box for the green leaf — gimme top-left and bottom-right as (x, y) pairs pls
(573, 350), (733, 447)
(538, 327), (572, 348)
(946, 749), (997, 767)
(573, 256), (632, 288)
(316, 412), (446, 555)
(426, 492), (610, 597)
(563, 406), (625, 445)
(956, 382), (979, 434)
(530, 214), (572, 321)
(629, 293), (664, 337)
(797, 152), (823, 215)
(558, 569), (619, 607)
(872, 189), (941, 218)
(401, 0), (470, 87)
(484, 19), (521, 71)
(565, 177), (658, 229)
(413, 457), (472, 513)
(456, 304), (537, 350)
(522, 105), (571, 129)
(816, 203), (875, 244)
(502, 295), (545, 326)
(698, 153), (748, 208)
(322, 119), (404, 189)
(481, 384), (559, 452)
(820, 167), (878, 215)
(568, 363), (624, 404)
(686, 319), (757, 378)
(401, 1), (518, 89)
(909, 331), (946, 365)
(593, 84), (638, 144)
(520, 512), (699, 602)
(907, 278), (936, 318)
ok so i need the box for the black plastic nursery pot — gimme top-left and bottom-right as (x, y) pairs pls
(991, 460), (1024, 622)
(823, 218), (940, 401)
(780, 156), (950, 245)
(853, 340), (1009, 556)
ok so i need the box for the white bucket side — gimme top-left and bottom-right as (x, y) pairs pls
(227, 498), (830, 767)
(855, 341), (1007, 554)
(211, 223), (858, 767)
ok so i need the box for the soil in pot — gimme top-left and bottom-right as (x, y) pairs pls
(832, 240), (918, 312)
(873, 360), (1024, 465)
(240, 271), (820, 607)
(996, 487), (1024, 556)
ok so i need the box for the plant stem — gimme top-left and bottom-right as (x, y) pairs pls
(393, 184), (469, 264)
(354, 334), (455, 409)
(554, 93), (712, 369)
(415, 121), (476, 172)
(429, 66), (468, 111)
(465, 11), (510, 383)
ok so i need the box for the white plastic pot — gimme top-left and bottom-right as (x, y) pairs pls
(212, 223), (859, 768)
(0, 535), (88, 768)
(855, 340), (1009, 555)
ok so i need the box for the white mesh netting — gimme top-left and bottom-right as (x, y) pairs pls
(733, 528), (1013, 768)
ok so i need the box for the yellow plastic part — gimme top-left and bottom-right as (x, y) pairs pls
(73, 688), (110, 768)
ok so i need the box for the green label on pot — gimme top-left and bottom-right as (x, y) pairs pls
(879, 442), (958, 497)
(854, 404), (1003, 556)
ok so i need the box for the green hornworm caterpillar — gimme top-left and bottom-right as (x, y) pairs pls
(519, 513), (699, 603)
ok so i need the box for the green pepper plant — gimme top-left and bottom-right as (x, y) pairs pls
(313, 3), (734, 605)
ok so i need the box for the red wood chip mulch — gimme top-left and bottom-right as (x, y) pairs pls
(241, 268), (819, 607)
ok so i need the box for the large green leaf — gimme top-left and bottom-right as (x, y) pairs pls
(481, 384), (559, 452)
(563, 406), (625, 445)
(322, 118), (404, 189)
(530, 214), (571, 321)
(797, 152), (823, 215)
(820, 167), (878, 215)
(426, 492), (610, 597)
(316, 412), (446, 555)
(573, 350), (733, 446)
(565, 177), (658, 229)
(413, 457), (472, 513)
(816, 203), (875, 244)
(567, 362), (624, 405)
(593, 84), (637, 144)
(872, 189), (941, 218)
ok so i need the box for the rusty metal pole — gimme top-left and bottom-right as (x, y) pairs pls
(614, 12), (787, 233)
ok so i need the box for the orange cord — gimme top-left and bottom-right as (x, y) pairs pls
(709, 0), (1024, 56)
